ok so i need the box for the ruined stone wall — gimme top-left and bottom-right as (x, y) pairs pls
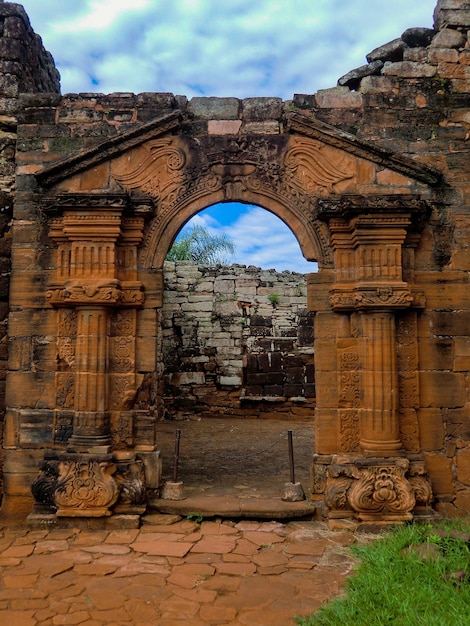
(2, 0), (470, 516)
(162, 261), (314, 420)
(295, 0), (470, 516)
(0, 2), (60, 496)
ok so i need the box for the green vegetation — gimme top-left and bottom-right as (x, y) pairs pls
(268, 292), (280, 305)
(166, 225), (235, 265)
(186, 512), (204, 523)
(297, 520), (470, 626)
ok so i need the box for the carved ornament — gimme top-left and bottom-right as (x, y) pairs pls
(113, 138), (186, 206)
(46, 280), (144, 308)
(348, 463), (416, 519)
(53, 454), (119, 517)
(330, 285), (414, 311)
(284, 138), (354, 194)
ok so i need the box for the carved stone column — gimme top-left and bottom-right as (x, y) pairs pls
(360, 311), (401, 455)
(45, 194), (145, 449)
(317, 195), (432, 523)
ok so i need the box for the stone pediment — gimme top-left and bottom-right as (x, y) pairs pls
(36, 107), (442, 191)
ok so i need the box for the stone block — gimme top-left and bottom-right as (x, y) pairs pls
(382, 62), (436, 78)
(219, 375), (242, 386)
(208, 120), (242, 135)
(454, 489), (470, 514)
(456, 447), (470, 486)
(366, 38), (407, 63)
(430, 28), (466, 49)
(434, 8), (470, 29)
(424, 452), (454, 496)
(419, 372), (466, 408)
(315, 87), (362, 109)
(428, 48), (459, 64)
(188, 97), (240, 120)
(6, 371), (56, 409)
(418, 338), (454, 370)
(242, 97), (283, 121)
(242, 121), (280, 134)
(315, 409), (340, 454)
(417, 408), (445, 451)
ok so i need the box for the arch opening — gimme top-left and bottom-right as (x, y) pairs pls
(157, 202), (317, 502)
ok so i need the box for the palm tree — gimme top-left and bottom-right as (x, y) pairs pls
(166, 225), (235, 265)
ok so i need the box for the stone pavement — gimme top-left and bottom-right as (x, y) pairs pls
(0, 514), (375, 626)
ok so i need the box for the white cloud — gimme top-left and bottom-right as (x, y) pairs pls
(21, 0), (436, 98)
(184, 207), (317, 273)
(18, 0), (437, 270)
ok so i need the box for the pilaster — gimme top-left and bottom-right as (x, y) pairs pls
(315, 195), (433, 523)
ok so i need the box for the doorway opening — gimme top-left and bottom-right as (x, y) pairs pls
(155, 202), (317, 509)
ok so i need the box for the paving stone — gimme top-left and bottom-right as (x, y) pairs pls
(10, 597), (49, 610)
(141, 513), (182, 525)
(3, 573), (39, 588)
(81, 543), (131, 554)
(130, 540), (194, 557)
(160, 596), (201, 619)
(104, 529), (140, 543)
(284, 539), (329, 556)
(140, 519), (198, 533)
(237, 608), (297, 625)
(73, 563), (118, 576)
(203, 574), (242, 592)
(168, 585), (218, 604)
(214, 561), (257, 576)
(241, 531), (285, 546)
(199, 605), (238, 623)
(35, 539), (70, 553)
(85, 578), (129, 609)
(233, 538), (259, 556)
(252, 550), (289, 568)
(123, 598), (160, 622)
(167, 571), (204, 589)
(0, 556), (21, 566)
(0, 610), (36, 626)
(2, 544), (35, 558)
(190, 536), (237, 554)
(114, 560), (170, 576)
(200, 520), (239, 535)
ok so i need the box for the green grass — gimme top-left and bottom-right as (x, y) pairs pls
(296, 520), (470, 626)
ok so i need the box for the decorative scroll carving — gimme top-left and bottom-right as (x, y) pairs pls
(338, 348), (360, 453)
(53, 411), (74, 445)
(31, 455), (59, 505)
(325, 476), (354, 511)
(396, 313), (421, 452)
(111, 410), (134, 448)
(113, 138), (186, 207)
(317, 194), (430, 219)
(111, 310), (136, 337)
(330, 286), (414, 311)
(47, 282), (144, 308)
(114, 458), (146, 509)
(56, 373), (75, 408)
(110, 337), (133, 372)
(348, 463), (416, 519)
(53, 454), (119, 517)
(138, 135), (335, 268)
(284, 138), (354, 194)
(408, 461), (433, 509)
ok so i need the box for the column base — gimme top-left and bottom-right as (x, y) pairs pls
(319, 454), (433, 524)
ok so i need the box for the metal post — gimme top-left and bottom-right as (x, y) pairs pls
(288, 430), (295, 484)
(172, 429), (181, 483)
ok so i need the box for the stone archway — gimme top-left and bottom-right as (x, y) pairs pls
(5, 106), (439, 524)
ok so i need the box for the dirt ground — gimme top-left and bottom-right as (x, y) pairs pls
(155, 418), (315, 499)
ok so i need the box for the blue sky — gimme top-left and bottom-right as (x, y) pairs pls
(18, 0), (437, 272)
